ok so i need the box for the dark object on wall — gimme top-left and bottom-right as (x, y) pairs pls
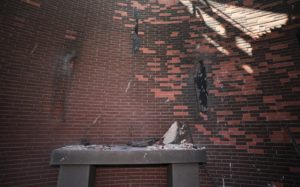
(128, 137), (158, 147)
(132, 33), (140, 53)
(51, 50), (77, 121)
(192, 3), (196, 16)
(132, 8), (140, 53)
(286, 126), (300, 157)
(80, 138), (91, 146)
(297, 29), (300, 47)
(194, 60), (208, 112)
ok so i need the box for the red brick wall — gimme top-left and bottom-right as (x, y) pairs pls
(0, 0), (300, 187)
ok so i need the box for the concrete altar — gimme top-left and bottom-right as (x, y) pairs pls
(50, 145), (206, 187)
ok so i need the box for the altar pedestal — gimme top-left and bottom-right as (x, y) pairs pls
(50, 145), (206, 187)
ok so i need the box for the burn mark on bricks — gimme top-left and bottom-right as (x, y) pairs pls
(51, 25), (87, 121)
(51, 49), (77, 121)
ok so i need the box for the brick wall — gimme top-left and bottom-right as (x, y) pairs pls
(0, 0), (300, 186)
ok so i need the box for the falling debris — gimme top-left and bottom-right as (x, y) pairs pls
(31, 43), (38, 54)
(229, 162), (232, 178)
(92, 115), (101, 125)
(125, 79), (132, 93)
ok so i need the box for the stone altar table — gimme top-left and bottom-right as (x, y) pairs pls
(50, 145), (206, 187)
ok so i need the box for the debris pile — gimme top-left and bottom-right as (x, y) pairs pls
(69, 121), (204, 151)
(62, 144), (112, 151)
(129, 121), (202, 150)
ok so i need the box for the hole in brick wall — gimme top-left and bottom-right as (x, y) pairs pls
(132, 8), (140, 53)
(194, 60), (208, 112)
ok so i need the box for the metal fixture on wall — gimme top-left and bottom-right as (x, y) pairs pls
(194, 60), (208, 113)
(132, 8), (140, 53)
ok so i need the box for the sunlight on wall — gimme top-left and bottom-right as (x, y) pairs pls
(158, 0), (179, 7)
(235, 36), (252, 56)
(203, 0), (288, 39)
(203, 34), (230, 55)
(179, 0), (194, 14)
(198, 8), (227, 37)
(179, 0), (288, 57)
(242, 64), (254, 74)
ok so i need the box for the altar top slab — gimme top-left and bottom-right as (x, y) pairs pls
(50, 145), (206, 165)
